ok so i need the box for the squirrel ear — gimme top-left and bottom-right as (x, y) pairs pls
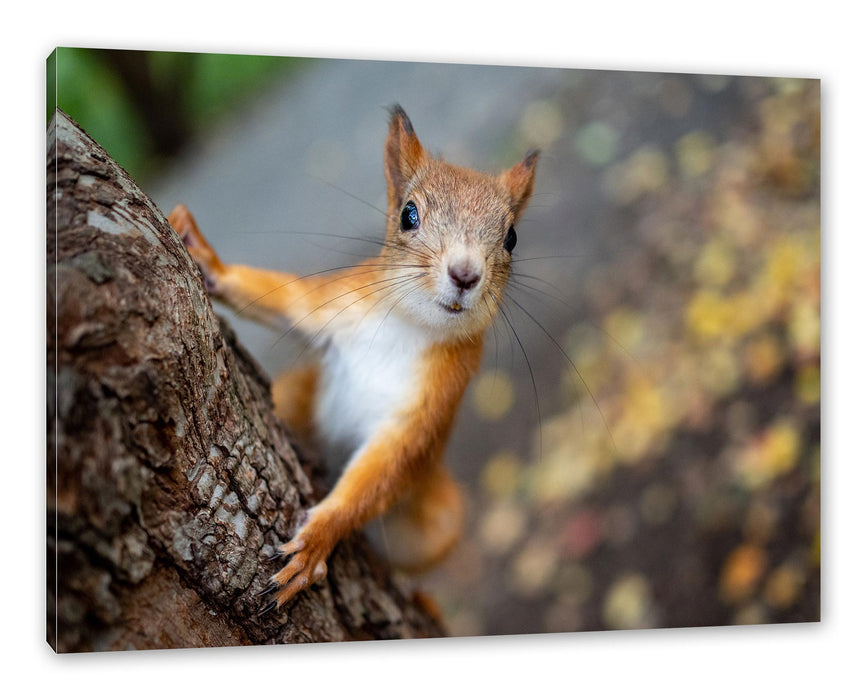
(500, 150), (539, 222)
(384, 105), (427, 211)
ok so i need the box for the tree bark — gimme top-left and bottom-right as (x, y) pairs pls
(46, 109), (444, 652)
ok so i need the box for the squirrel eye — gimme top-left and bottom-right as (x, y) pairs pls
(504, 225), (517, 253)
(400, 201), (420, 231)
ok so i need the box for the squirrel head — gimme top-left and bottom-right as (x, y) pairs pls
(381, 105), (538, 338)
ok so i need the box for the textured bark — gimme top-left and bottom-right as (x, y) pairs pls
(46, 109), (444, 652)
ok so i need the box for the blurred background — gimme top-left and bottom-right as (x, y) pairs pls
(50, 48), (820, 637)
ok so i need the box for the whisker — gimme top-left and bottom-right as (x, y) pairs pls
(289, 237), (372, 259)
(271, 271), (423, 349)
(364, 278), (428, 355)
(504, 291), (617, 454)
(356, 271), (427, 334)
(508, 276), (645, 372)
(282, 273), (427, 362)
(508, 276), (578, 313)
(291, 277), (427, 368)
(237, 260), (429, 315)
(512, 254), (592, 263)
(414, 232), (443, 263)
(313, 176), (388, 218)
(482, 292), (502, 388)
(239, 227), (409, 255)
(497, 303), (543, 459)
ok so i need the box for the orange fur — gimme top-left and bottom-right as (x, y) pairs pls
(382, 459), (465, 572)
(270, 338), (482, 605)
(271, 364), (319, 448)
(170, 105), (537, 609)
(210, 261), (397, 334)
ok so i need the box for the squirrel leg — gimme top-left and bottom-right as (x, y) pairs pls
(170, 203), (381, 336)
(268, 420), (434, 607)
(169, 203), (226, 292)
(380, 463), (464, 573)
(271, 364), (320, 448)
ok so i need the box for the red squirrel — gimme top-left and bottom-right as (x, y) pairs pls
(169, 105), (538, 610)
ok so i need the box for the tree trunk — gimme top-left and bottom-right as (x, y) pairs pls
(46, 109), (444, 652)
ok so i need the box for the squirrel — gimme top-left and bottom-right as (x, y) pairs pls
(168, 105), (538, 610)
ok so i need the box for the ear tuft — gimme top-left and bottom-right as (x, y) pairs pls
(500, 149), (539, 222)
(389, 104), (416, 136)
(522, 149), (540, 167)
(384, 104), (427, 211)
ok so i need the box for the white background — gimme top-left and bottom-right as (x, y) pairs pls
(7, 1), (862, 697)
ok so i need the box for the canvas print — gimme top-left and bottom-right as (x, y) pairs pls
(47, 49), (820, 651)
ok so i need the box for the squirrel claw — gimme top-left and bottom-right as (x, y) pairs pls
(258, 599), (278, 616)
(256, 582), (281, 598)
(168, 203), (224, 292)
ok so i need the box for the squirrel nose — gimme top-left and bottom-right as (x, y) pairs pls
(448, 261), (481, 291)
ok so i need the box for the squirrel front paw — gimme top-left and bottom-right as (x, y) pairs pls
(260, 512), (335, 612)
(168, 203), (225, 293)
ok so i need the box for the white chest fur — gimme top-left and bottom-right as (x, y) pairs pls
(314, 312), (432, 472)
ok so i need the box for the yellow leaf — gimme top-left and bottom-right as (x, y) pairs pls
(743, 333), (784, 384)
(694, 238), (735, 288)
(736, 419), (801, 490)
(686, 290), (732, 339)
(603, 573), (654, 629)
(795, 365), (820, 405)
(512, 540), (559, 597)
(472, 370), (515, 422)
(676, 131), (716, 178)
(720, 544), (767, 604)
(480, 451), (522, 500)
(764, 563), (805, 610)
